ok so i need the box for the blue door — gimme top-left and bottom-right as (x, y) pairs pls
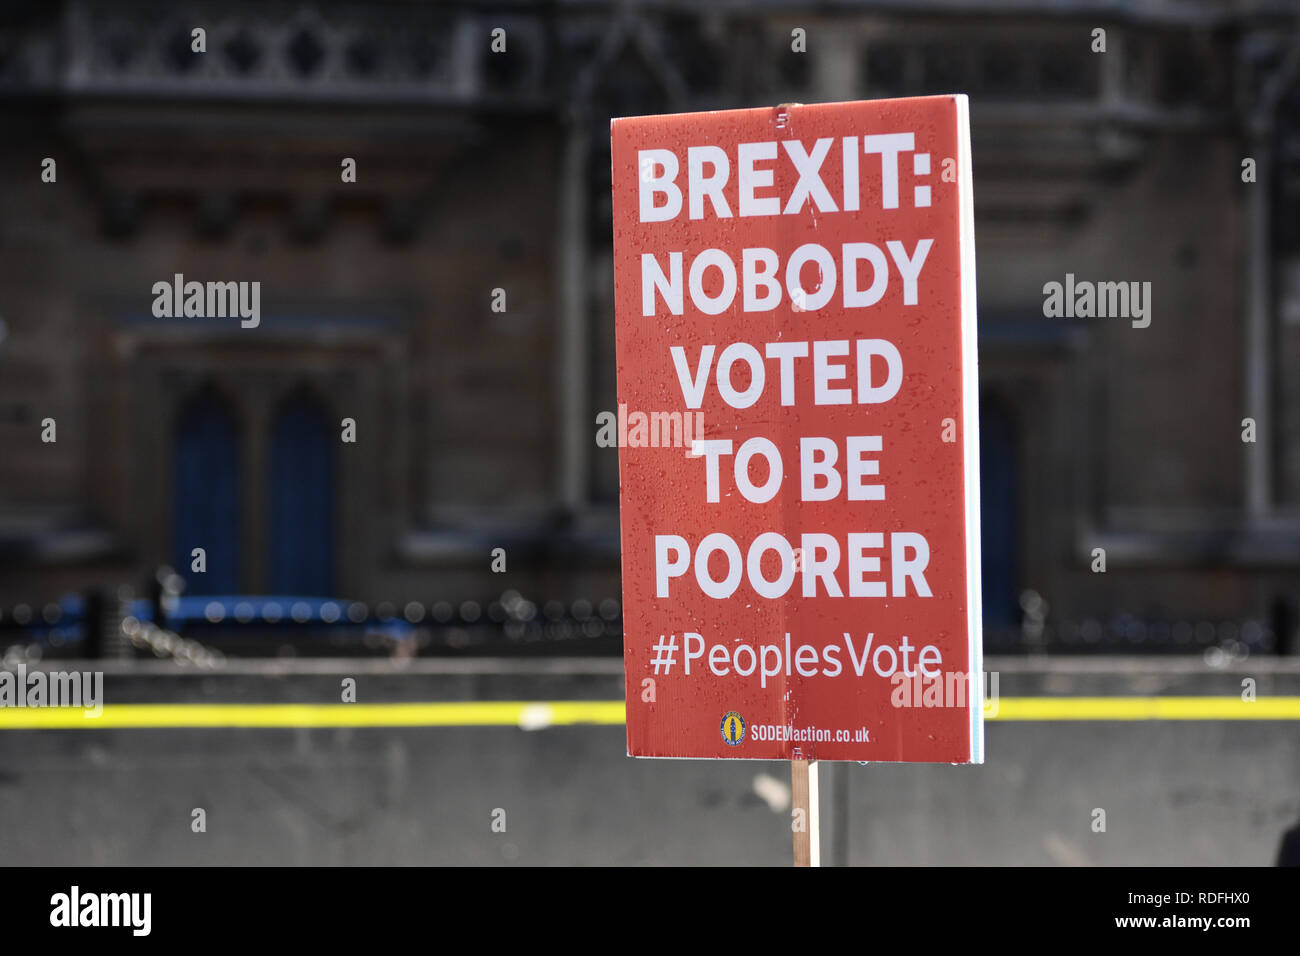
(269, 393), (334, 596)
(979, 396), (1019, 630)
(173, 391), (241, 594)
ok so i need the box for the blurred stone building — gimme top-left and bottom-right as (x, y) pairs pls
(0, 0), (1298, 653)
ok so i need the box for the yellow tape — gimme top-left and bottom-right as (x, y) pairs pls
(0, 696), (1297, 728)
(991, 696), (1300, 720)
(0, 701), (627, 729)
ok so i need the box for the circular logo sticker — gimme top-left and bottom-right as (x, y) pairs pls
(720, 711), (746, 746)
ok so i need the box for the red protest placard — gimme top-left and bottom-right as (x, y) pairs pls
(612, 96), (981, 763)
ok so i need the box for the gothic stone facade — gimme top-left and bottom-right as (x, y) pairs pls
(0, 1), (1297, 652)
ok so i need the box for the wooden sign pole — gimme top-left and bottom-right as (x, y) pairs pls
(792, 759), (820, 867)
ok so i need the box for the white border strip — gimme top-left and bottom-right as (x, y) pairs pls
(955, 94), (985, 764)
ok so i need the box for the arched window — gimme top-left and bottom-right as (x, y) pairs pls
(268, 390), (334, 596)
(979, 394), (1020, 634)
(173, 388), (241, 595)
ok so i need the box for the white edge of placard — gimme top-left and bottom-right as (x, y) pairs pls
(954, 94), (985, 764)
